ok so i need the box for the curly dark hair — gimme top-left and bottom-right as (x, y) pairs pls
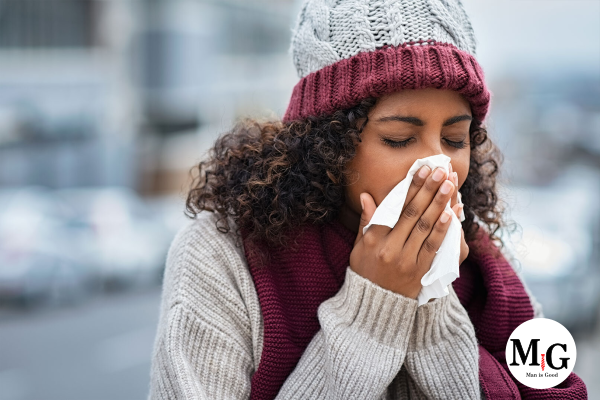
(185, 96), (511, 257)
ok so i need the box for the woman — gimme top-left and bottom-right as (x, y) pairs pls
(149, 0), (587, 399)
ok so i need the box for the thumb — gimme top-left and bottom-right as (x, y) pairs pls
(355, 192), (377, 246)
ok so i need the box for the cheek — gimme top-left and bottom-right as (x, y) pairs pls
(345, 147), (412, 209)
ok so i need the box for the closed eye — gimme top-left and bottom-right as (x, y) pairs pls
(382, 138), (413, 148)
(445, 139), (468, 149)
(381, 137), (468, 149)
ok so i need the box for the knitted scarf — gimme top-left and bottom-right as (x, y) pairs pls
(241, 219), (587, 399)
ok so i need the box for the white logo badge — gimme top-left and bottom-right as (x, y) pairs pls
(506, 318), (576, 389)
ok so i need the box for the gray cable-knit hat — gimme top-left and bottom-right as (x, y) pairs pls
(283, 0), (491, 123)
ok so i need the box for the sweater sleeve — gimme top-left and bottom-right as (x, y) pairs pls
(148, 217), (264, 400)
(276, 269), (483, 400)
(401, 284), (481, 399)
(275, 267), (419, 399)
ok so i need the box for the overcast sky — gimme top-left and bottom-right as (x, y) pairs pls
(461, 0), (600, 82)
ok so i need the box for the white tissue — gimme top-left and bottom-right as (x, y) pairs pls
(362, 154), (465, 306)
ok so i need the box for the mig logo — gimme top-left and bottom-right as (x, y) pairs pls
(506, 318), (577, 389)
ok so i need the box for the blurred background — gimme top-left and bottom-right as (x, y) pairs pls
(0, 1), (598, 399)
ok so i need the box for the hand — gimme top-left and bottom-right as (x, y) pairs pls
(398, 163), (469, 266)
(350, 165), (455, 299)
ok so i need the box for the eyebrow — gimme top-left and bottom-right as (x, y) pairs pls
(376, 114), (472, 126)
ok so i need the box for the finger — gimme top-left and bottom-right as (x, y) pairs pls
(355, 192), (387, 245)
(403, 178), (455, 260)
(449, 162), (458, 209)
(452, 203), (463, 220)
(416, 209), (453, 273)
(388, 166), (449, 246)
(402, 165), (431, 214)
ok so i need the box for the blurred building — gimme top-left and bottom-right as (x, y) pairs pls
(0, 0), (297, 195)
(137, 0), (297, 195)
(0, 1), (141, 188)
(488, 73), (600, 186)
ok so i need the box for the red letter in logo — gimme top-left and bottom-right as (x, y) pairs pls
(541, 354), (545, 372)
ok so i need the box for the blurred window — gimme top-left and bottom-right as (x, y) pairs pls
(0, 0), (96, 48)
(220, 7), (290, 54)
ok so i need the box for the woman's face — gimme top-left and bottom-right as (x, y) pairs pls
(341, 88), (472, 232)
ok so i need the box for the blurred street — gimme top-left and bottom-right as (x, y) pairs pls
(0, 288), (161, 400)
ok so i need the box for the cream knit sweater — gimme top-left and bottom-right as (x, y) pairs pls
(148, 211), (542, 399)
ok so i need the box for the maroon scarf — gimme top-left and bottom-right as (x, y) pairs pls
(241, 219), (587, 399)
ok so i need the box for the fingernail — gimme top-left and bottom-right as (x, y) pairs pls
(432, 167), (445, 182)
(440, 211), (450, 223)
(454, 172), (458, 185)
(440, 180), (452, 194)
(418, 166), (430, 179)
(360, 195), (364, 211)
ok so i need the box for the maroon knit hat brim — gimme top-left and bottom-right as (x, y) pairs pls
(283, 41), (492, 123)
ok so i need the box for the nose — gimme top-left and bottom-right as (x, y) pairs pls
(419, 148), (445, 160)
(421, 133), (445, 158)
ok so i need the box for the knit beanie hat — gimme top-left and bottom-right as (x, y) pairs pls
(283, 0), (491, 124)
